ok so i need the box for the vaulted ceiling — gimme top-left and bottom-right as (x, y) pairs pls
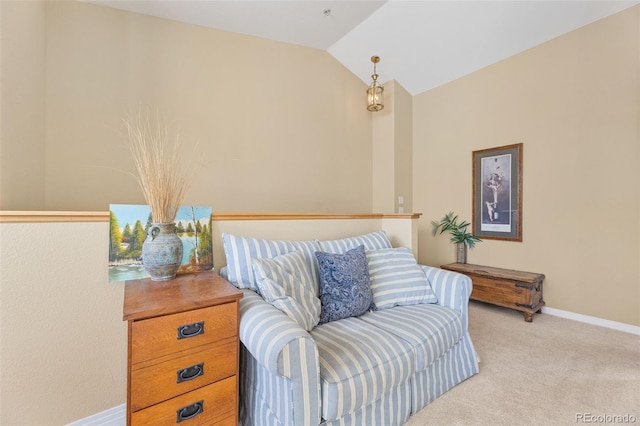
(87, 0), (638, 95)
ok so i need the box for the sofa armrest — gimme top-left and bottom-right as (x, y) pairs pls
(239, 289), (319, 378)
(239, 289), (321, 425)
(420, 265), (473, 329)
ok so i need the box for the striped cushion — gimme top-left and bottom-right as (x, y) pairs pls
(366, 247), (438, 309)
(311, 317), (417, 421)
(222, 233), (320, 291)
(252, 250), (321, 331)
(360, 303), (464, 371)
(319, 230), (392, 254)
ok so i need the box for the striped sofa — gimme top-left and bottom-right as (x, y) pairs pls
(221, 231), (479, 426)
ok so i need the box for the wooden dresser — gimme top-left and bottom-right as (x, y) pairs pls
(123, 271), (243, 425)
(441, 263), (545, 322)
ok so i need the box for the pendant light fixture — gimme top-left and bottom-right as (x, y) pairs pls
(367, 56), (384, 112)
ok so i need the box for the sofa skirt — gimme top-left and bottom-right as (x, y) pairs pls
(411, 332), (480, 413)
(321, 332), (480, 425)
(321, 380), (411, 426)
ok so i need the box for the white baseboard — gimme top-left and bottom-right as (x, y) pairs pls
(542, 306), (640, 336)
(66, 404), (125, 426)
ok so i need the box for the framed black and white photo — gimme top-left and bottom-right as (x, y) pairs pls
(472, 143), (522, 241)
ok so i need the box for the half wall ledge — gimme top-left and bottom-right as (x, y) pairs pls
(0, 211), (422, 223)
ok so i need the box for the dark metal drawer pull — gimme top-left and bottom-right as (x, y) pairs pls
(177, 321), (204, 340)
(176, 400), (204, 423)
(177, 363), (204, 384)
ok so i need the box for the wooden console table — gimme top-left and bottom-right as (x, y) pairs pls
(441, 263), (545, 322)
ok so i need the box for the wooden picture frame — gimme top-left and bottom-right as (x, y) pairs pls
(472, 143), (522, 241)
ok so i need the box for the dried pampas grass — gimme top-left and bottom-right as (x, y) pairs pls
(124, 109), (191, 224)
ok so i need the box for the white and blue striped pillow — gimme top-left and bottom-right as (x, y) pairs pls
(319, 230), (392, 254)
(366, 247), (438, 310)
(222, 233), (320, 291)
(252, 250), (321, 331)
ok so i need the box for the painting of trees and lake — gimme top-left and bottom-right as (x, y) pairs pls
(108, 204), (213, 282)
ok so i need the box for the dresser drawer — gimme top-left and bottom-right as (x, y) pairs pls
(131, 375), (237, 425)
(131, 338), (238, 411)
(131, 302), (238, 365)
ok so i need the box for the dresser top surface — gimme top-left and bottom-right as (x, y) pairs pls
(123, 271), (243, 321)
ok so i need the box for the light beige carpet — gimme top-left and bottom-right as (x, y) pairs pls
(405, 301), (640, 426)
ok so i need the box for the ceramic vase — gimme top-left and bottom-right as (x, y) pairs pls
(142, 222), (183, 281)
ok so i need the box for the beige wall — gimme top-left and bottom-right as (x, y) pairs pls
(371, 83), (396, 212)
(0, 221), (127, 425)
(371, 81), (413, 213)
(393, 82), (413, 213)
(414, 6), (639, 326)
(1, 0), (373, 212)
(0, 0), (46, 210)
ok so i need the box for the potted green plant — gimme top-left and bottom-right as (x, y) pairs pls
(431, 212), (482, 264)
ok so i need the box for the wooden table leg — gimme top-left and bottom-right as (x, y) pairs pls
(524, 312), (533, 322)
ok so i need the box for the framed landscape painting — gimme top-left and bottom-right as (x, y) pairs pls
(108, 204), (213, 282)
(472, 143), (522, 241)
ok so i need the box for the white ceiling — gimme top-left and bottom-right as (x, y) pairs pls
(88, 0), (638, 96)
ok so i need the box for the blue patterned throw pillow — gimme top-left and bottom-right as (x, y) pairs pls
(315, 245), (373, 324)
